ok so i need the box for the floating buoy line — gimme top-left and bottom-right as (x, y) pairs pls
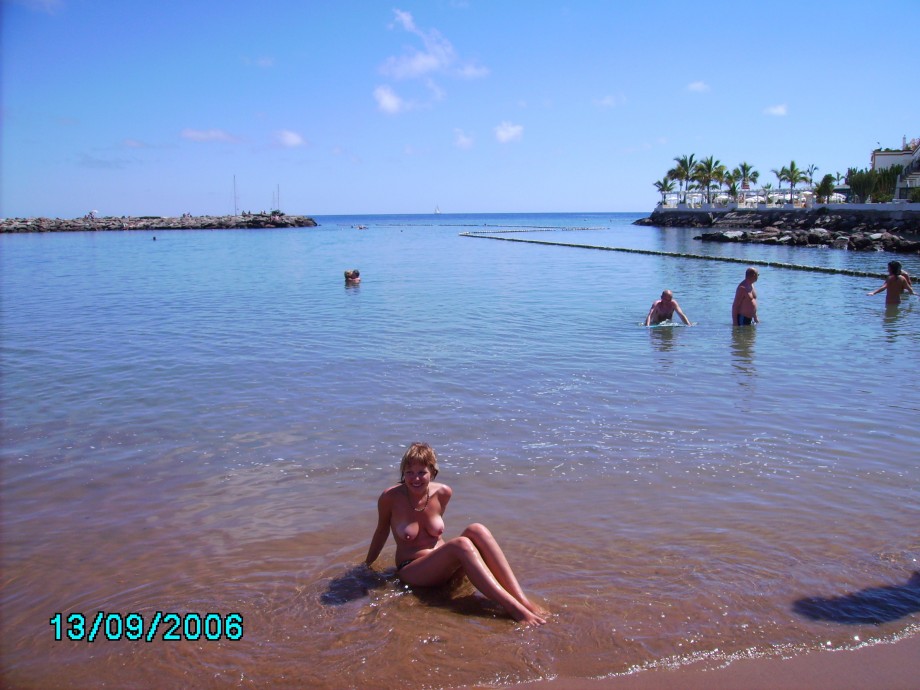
(459, 230), (888, 278)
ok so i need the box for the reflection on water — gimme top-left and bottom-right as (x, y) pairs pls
(730, 324), (757, 384)
(647, 322), (679, 354)
(882, 299), (915, 342)
(1, 216), (918, 689)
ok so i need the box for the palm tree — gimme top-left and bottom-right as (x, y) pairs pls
(771, 165), (789, 201)
(693, 156), (724, 204)
(734, 162), (760, 191)
(785, 160), (806, 203)
(806, 164), (819, 189)
(653, 176), (675, 204)
(668, 154), (696, 204)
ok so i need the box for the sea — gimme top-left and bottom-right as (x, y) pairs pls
(1, 212), (918, 689)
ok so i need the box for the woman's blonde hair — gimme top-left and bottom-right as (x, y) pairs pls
(399, 442), (439, 482)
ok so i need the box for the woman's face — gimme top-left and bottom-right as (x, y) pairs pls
(403, 461), (433, 491)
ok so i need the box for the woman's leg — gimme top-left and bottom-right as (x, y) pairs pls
(398, 537), (545, 625)
(461, 523), (548, 616)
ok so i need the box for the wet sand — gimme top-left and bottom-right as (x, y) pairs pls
(507, 634), (920, 690)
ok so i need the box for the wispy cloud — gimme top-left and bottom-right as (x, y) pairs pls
(243, 56), (275, 68)
(122, 139), (149, 149)
(764, 104), (788, 116)
(374, 85), (408, 114)
(9, 0), (63, 14)
(275, 130), (306, 147)
(595, 94), (626, 108)
(374, 9), (488, 114)
(495, 121), (523, 143)
(686, 81), (710, 93)
(181, 128), (238, 143)
(77, 153), (129, 170)
(454, 128), (474, 149)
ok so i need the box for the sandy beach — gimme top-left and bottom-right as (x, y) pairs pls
(507, 634), (920, 690)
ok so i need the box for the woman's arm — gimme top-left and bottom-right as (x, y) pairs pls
(365, 492), (392, 566)
(867, 277), (890, 296)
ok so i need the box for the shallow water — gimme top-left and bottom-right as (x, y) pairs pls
(2, 213), (918, 689)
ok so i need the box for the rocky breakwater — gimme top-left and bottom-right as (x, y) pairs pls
(634, 207), (920, 254)
(0, 213), (318, 233)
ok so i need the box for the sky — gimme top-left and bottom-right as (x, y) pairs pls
(2, 0), (918, 217)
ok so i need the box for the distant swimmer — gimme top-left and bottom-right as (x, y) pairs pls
(732, 267), (759, 326)
(645, 289), (691, 326)
(344, 269), (361, 284)
(868, 260), (914, 305)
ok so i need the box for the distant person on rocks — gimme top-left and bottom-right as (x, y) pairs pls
(344, 269), (361, 284)
(645, 289), (691, 326)
(732, 267), (759, 326)
(868, 261), (914, 305)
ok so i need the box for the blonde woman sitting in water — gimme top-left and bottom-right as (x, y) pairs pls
(365, 442), (547, 626)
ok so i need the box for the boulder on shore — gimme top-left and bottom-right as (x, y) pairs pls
(636, 207), (920, 254)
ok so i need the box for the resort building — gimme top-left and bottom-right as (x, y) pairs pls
(872, 136), (920, 200)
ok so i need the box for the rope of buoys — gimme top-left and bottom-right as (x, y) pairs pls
(459, 232), (888, 278)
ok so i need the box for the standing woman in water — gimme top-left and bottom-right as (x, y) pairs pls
(365, 442), (547, 626)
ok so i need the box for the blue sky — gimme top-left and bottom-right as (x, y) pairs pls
(2, 0), (918, 217)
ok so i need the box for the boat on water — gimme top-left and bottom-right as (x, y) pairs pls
(434, 205), (441, 214)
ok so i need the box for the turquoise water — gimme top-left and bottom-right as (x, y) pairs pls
(1, 213), (918, 689)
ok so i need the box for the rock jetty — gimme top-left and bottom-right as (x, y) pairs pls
(0, 213), (318, 233)
(635, 207), (920, 254)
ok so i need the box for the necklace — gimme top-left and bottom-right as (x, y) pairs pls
(407, 486), (430, 512)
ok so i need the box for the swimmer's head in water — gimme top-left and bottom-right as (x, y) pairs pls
(399, 442), (439, 482)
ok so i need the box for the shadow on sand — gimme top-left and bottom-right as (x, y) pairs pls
(320, 565), (391, 606)
(321, 566), (504, 620)
(793, 572), (920, 624)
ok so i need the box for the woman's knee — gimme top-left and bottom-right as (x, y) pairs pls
(446, 535), (477, 556)
(462, 523), (492, 541)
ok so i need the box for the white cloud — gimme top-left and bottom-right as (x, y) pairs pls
(382, 9), (487, 81)
(181, 128), (237, 142)
(595, 94), (626, 108)
(764, 103), (788, 116)
(122, 139), (148, 149)
(243, 56), (275, 68)
(495, 121), (523, 143)
(686, 81), (710, 93)
(373, 85), (407, 114)
(457, 63), (490, 79)
(454, 129), (474, 149)
(276, 130), (306, 147)
(425, 78), (446, 102)
(9, 0), (63, 13)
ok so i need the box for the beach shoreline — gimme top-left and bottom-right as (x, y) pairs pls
(497, 633), (920, 690)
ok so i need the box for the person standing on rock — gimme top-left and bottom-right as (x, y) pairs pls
(732, 267), (759, 326)
(868, 261), (914, 305)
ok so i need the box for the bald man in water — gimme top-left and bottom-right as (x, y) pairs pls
(645, 289), (691, 326)
(732, 267), (759, 326)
